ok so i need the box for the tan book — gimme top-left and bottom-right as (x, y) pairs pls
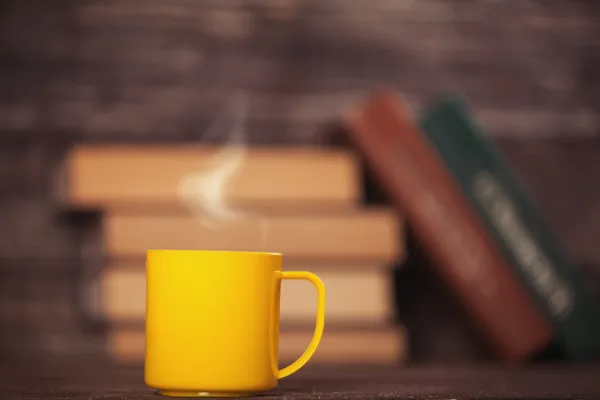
(56, 144), (361, 209)
(107, 326), (406, 365)
(103, 209), (403, 261)
(99, 263), (395, 325)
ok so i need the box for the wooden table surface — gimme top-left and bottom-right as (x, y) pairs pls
(3, 356), (600, 400)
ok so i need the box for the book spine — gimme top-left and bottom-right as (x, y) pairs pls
(345, 92), (553, 361)
(418, 94), (600, 361)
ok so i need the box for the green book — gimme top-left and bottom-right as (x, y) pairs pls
(418, 93), (600, 362)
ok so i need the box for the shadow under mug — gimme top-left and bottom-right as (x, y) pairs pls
(144, 250), (326, 397)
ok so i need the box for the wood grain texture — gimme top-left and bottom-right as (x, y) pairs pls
(0, 200), (79, 260)
(1, 0), (598, 142)
(3, 359), (600, 399)
(1, 0), (599, 362)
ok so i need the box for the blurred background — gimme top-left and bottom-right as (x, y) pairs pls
(1, 0), (599, 368)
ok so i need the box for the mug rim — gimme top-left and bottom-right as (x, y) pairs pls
(146, 249), (282, 256)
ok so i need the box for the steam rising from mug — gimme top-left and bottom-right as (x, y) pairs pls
(177, 91), (269, 244)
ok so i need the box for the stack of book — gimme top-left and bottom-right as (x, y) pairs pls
(56, 144), (408, 365)
(343, 90), (600, 363)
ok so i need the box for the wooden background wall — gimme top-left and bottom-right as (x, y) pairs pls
(0, 0), (599, 358)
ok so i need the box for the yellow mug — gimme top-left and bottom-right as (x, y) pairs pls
(144, 250), (326, 397)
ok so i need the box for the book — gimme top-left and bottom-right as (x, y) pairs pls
(391, 228), (496, 363)
(106, 326), (407, 365)
(343, 90), (553, 361)
(98, 262), (396, 326)
(102, 209), (403, 262)
(418, 94), (600, 361)
(56, 144), (361, 210)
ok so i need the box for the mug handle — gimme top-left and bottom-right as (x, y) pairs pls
(277, 271), (326, 379)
